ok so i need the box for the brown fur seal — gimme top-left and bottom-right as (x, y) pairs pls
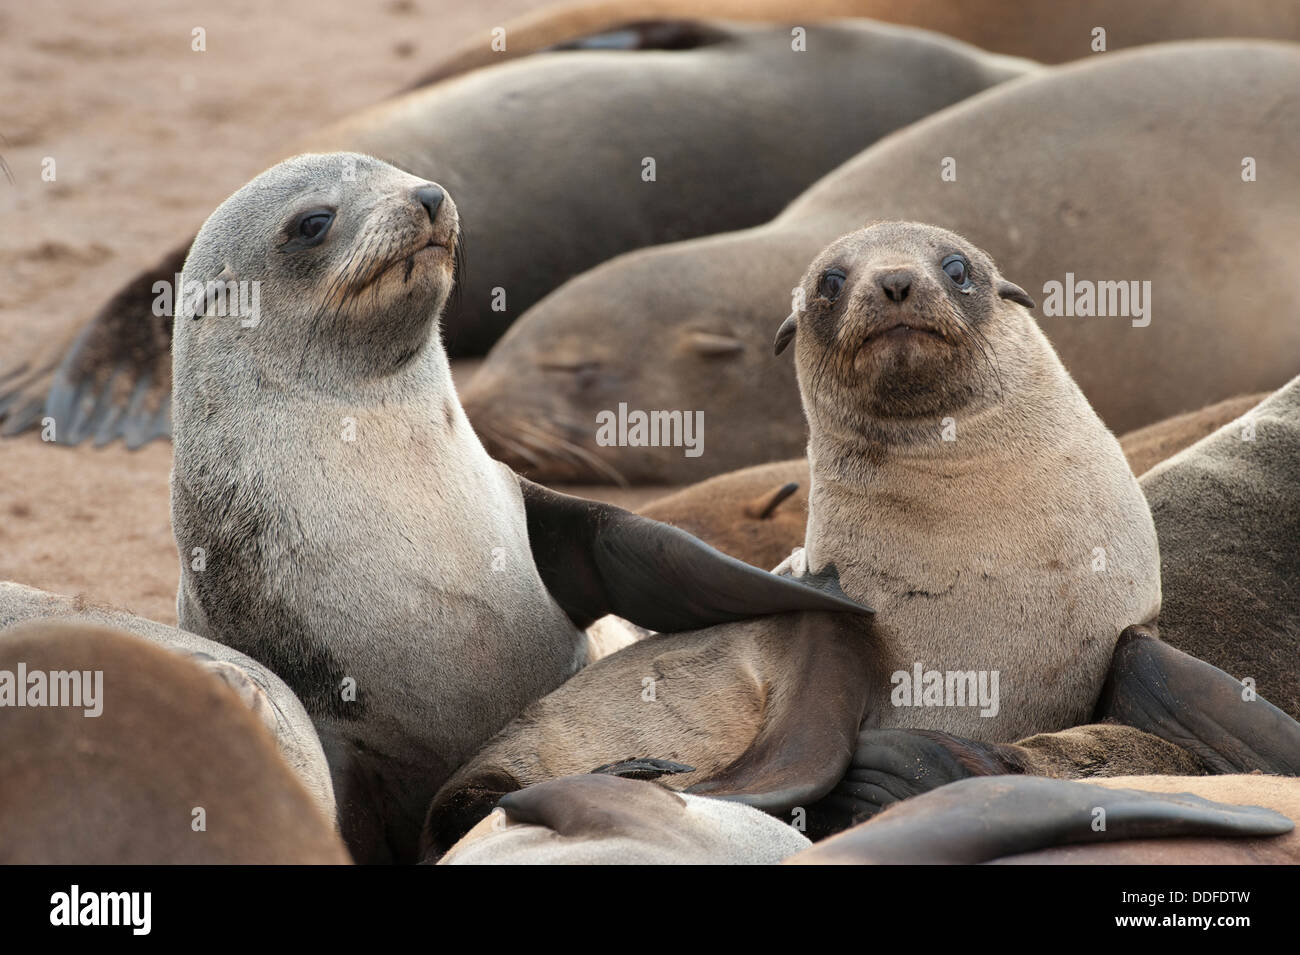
(0, 620), (349, 864)
(420, 0), (1300, 83)
(439, 773), (811, 864)
(421, 223), (1167, 855)
(785, 774), (1297, 865)
(636, 459), (807, 569)
(0, 580), (335, 820)
(811, 375), (1300, 819)
(463, 40), (1300, 483)
(168, 153), (869, 863)
(1120, 392), (1270, 478)
(631, 394), (1258, 570)
(0, 20), (1030, 448)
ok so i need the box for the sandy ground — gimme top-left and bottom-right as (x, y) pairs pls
(0, 0), (668, 624)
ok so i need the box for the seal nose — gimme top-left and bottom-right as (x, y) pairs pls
(415, 184), (444, 223)
(879, 269), (913, 302)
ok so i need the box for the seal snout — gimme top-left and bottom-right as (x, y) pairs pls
(877, 268), (913, 302)
(414, 184), (445, 224)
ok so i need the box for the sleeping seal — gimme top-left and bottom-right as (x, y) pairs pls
(168, 152), (868, 863)
(0, 19), (1032, 447)
(462, 41), (1300, 482)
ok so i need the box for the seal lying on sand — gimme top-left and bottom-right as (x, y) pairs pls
(462, 41), (1300, 483)
(0, 19), (1031, 448)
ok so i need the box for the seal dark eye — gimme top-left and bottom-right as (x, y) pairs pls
(818, 268), (847, 301)
(299, 212), (333, 240)
(281, 208), (335, 251)
(941, 253), (971, 288)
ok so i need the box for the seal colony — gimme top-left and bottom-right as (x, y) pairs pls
(463, 40), (1300, 483)
(420, 223), (1190, 855)
(167, 152), (869, 863)
(7, 7), (1300, 870)
(0, 18), (1032, 448)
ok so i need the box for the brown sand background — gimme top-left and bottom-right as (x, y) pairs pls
(0, 0), (681, 624)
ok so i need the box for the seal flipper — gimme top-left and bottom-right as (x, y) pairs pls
(1095, 625), (1300, 775)
(685, 611), (879, 815)
(786, 776), (1294, 865)
(38, 241), (184, 448)
(518, 477), (871, 632)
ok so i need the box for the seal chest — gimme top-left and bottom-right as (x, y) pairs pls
(787, 221), (1160, 741)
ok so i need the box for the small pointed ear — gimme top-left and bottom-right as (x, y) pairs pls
(773, 313), (798, 356)
(192, 265), (239, 319)
(997, 280), (1035, 310)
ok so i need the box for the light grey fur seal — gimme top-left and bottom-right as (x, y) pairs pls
(0, 580), (334, 821)
(421, 223), (1163, 855)
(463, 40), (1300, 483)
(168, 152), (869, 863)
(0, 18), (1033, 448)
(0, 619), (350, 864)
(439, 773), (811, 865)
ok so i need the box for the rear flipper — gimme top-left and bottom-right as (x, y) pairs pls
(1095, 625), (1300, 775)
(786, 775), (1294, 865)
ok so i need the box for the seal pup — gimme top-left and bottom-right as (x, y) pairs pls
(420, 0), (1300, 83)
(439, 773), (811, 865)
(0, 620), (350, 864)
(462, 40), (1300, 482)
(420, 223), (1161, 854)
(784, 775), (1297, 865)
(811, 375), (1300, 820)
(169, 152), (869, 863)
(0, 580), (335, 820)
(0, 20), (1033, 447)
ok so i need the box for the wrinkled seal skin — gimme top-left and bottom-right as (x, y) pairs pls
(0, 619), (350, 864)
(0, 18), (1032, 448)
(464, 41), (1300, 483)
(419, 0), (1300, 84)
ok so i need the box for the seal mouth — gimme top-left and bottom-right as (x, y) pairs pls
(863, 321), (947, 345)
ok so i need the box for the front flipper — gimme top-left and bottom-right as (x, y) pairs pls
(519, 477), (871, 631)
(786, 776), (1294, 865)
(685, 612), (879, 818)
(1095, 625), (1300, 775)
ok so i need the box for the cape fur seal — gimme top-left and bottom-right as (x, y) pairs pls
(463, 40), (1300, 482)
(421, 223), (1163, 855)
(631, 396), (1260, 571)
(785, 775), (1297, 865)
(808, 376), (1300, 818)
(439, 773), (811, 865)
(419, 0), (1300, 83)
(0, 20), (1031, 448)
(169, 153), (869, 863)
(0, 620), (349, 864)
(0, 580), (335, 820)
